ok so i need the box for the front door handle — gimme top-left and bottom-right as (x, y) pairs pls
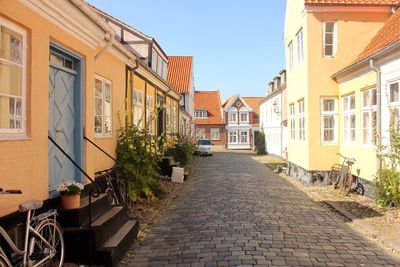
(55, 129), (64, 133)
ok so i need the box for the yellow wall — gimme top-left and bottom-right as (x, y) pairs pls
(0, 1), (127, 216)
(338, 71), (377, 181)
(284, 1), (390, 172)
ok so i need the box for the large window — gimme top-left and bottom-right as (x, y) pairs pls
(229, 131), (237, 143)
(194, 109), (207, 118)
(362, 88), (377, 146)
(132, 89), (143, 126)
(0, 19), (27, 135)
(95, 77), (112, 136)
(389, 82), (400, 130)
(288, 41), (294, 71)
(342, 94), (356, 144)
(296, 28), (304, 63)
(290, 104), (295, 140)
(298, 99), (305, 141)
(211, 128), (220, 140)
(240, 131), (248, 143)
(323, 22), (336, 57)
(321, 98), (337, 143)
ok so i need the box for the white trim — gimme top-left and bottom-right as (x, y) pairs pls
(342, 94), (356, 145)
(298, 99), (305, 141)
(306, 6), (392, 14)
(296, 28), (304, 63)
(289, 103), (295, 140)
(320, 97), (338, 144)
(210, 128), (220, 140)
(0, 18), (27, 136)
(361, 88), (377, 147)
(288, 41), (294, 71)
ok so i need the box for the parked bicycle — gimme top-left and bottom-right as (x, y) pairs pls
(328, 153), (364, 195)
(0, 188), (64, 267)
(95, 168), (131, 207)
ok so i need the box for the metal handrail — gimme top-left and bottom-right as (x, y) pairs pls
(48, 135), (100, 266)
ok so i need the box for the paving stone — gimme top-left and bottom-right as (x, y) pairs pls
(123, 152), (400, 266)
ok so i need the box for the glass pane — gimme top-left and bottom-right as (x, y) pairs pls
(95, 98), (102, 116)
(0, 96), (10, 128)
(342, 97), (348, 111)
(94, 116), (102, 133)
(362, 91), (370, 107)
(391, 108), (400, 129)
(324, 116), (334, 128)
(151, 49), (157, 72)
(1, 26), (23, 64)
(363, 112), (369, 128)
(0, 60), (22, 96)
(371, 89), (377, 106)
(325, 33), (333, 45)
(323, 99), (335, 111)
(350, 95), (355, 109)
(104, 115), (112, 134)
(351, 129), (356, 141)
(324, 129), (334, 141)
(325, 45), (333, 56)
(390, 83), (399, 102)
(104, 83), (111, 102)
(350, 114), (355, 128)
(363, 129), (369, 144)
(325, 22), (334, 33)
(49, 53), (64, 66)
(95, 79), (102, 97)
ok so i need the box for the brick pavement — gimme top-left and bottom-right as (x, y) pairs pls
(126, 152), (400, 266)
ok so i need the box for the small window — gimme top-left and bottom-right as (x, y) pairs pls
(240, 131), (248, 143)
(229, 131), (237, 143)
(211, 128), (220, 140)
(229, 112), (237, 122)
(323, 22), (336, 57)
(240, 112), (248, 122)
(296, 28), (304, 63)
(298, 99), (305, 141)
(195, 109), (207, 118)
(94, 77), (112, 136)
(321, 98), (337, 144)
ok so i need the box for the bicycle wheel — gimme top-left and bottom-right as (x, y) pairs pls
(344, 174), (353, 195)
(28, 219), (64, 267)
(0, 251), (12, 267)
(355, 183), (364, 195)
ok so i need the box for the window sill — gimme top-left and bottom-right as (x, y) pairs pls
(322, 141), (338, 146)
(94, 135), (113, 139)
(0, 135), (31, 141)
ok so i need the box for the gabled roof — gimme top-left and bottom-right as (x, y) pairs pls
(167, 56), (193, 94)
(242, 97), (264, 115)
(354, 8), (400, 63)
(305, 0), (400, 5)
(194, 91), (223, 125)
(222, 95), (237, 108)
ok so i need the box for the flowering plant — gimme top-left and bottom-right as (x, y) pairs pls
(57, 181), (84, 196)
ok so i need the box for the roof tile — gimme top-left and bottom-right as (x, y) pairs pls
(194, 91), (223, 125)
(167, 56), (193, 94)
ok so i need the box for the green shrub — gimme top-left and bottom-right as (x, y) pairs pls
(255, 131), (266, 155)
(165, 133), (195, 167)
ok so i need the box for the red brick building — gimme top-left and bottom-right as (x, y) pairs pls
(194, 90), (226, 148)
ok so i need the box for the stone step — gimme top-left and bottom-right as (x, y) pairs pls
(92, 206), (127, 247)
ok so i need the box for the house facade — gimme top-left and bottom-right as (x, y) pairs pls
(222, 95), (264, 150)
(168, 56), (195, 137)
(260, 70), (288, 158)
(284, 0), (398, 184)
(194, 90), (226, 148)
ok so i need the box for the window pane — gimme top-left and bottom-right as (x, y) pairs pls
(363, 129), (369, 144)
(371, 89), (377, 106)
(350, 114), (355, 128)
(391, 108), (400, 129)
(104, 83), (111, 102)
(362, 91), (370, 107)
(342, 97), (348, 111)
(324, 129), (334, 141)
(350, 95), (355, 109)
(325, 33), (333, 45)
(325, 45), (333, 56)
(94, 116), (102, 133)
(323, 99), (335, 112)
(324, 116), (334, 128)
(95, 79), (102, 97)
(363, 112), (370, 128)
(95, 98), (102, 116)
(325, 22), (334, 33)
(1, 26), (23, 64)
(390, 83), (399, 102)
(0, 61), (22, 96)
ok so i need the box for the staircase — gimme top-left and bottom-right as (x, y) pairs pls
(58, 192), (139, 266)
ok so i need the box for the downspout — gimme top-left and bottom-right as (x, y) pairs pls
(370, 59), (382, 172)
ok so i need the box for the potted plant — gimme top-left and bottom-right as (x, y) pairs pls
(57, 181), (84, 209)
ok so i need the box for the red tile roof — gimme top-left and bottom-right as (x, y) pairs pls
(305, 0), (400, 5)
(242, 97), (264, 115)
(353, 7), (400, 64)
(167, 56), (193, 94)
(221, 95), (236, 108)
(194, 91), (223, 125)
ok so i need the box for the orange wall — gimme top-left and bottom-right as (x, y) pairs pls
(0, 1), (127, 216)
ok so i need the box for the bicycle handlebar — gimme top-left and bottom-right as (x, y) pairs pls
(336, 153), (356, 163)
(0, 188), (22, 194)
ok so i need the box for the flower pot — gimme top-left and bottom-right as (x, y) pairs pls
(61, 194), (81, 209)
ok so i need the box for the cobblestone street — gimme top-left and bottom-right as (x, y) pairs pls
(128, 152), (400, 266)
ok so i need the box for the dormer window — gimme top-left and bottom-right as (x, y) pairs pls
(240, 113), (248, 122)
(151, 48), (168, 80)
(195, 109), (207, 118)
(229, 112), (237, 122)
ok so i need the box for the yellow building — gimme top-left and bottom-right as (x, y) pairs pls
(284, 0), (398, 187)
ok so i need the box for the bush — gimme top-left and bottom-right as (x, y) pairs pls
(374, 125), (400, 208)
(116, 122), (161, 203)
(165, 133), (195, 167)
(255, 131), (266, 155)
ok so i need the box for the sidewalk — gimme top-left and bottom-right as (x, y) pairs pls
(253, 155), (400, 256)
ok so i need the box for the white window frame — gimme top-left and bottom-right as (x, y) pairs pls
(296, 28), (304, 63)
(196, 128), (205, 139)
(132, 89), (143, 127)
(298, 99), (305, 141)
(172, 105), (177, 133)
(240, 112), (249, 123)
(361, 88), (377, 146)
(323, 22), (337, 57)
(146, 95), (154, 134)
(94, 76), (112, 137)
(0, 18), (27, 136)
(389, 81), (400, 130)
(194, 109), (207, 118)
(229, 112), (237, 123)
(288, 41), (294, 71)
(342, 94), (356, 144)
(211, 128), (220, 140)
(166, 101), (171, 133)
(289, 104), (295, 140)
(229, 131), (238, 144)
(320, 97), (337, 144)
(240, 131), (249, 143)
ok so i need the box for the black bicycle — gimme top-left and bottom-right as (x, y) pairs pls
(329, 153), (364, 195)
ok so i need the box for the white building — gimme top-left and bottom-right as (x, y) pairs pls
(260, 70), (288, 158)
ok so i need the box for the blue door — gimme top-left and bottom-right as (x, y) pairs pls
(48, 48), (81, 196)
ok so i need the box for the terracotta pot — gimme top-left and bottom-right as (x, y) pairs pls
(61, 194), (81, 209)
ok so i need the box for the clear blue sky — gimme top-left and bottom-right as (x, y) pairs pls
(86, 0), (286, 101)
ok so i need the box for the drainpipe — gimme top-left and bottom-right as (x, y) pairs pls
(370, 59), (382, 172)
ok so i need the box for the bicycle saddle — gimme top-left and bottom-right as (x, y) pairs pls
(19, 200), (43, 212)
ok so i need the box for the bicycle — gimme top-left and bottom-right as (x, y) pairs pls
(329, 153), (364, 195)
(96, 168), (120, 205)
(0, 188), (64, 267)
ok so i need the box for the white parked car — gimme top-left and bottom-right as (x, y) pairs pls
(196, 139), (213, 156)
